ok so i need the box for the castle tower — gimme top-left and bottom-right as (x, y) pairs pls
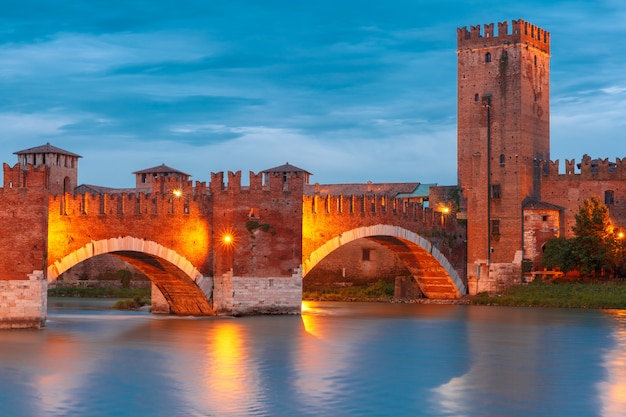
(457, 19), (550, 292)
(13, 143), (81, 195)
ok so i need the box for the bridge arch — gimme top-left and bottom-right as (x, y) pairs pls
(48, 236), (214, 315)
(303, 225), (466, 298)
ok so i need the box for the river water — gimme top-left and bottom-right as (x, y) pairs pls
(1, 299), (625, 417)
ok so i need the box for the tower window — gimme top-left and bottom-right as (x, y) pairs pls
(362, 248), (371, 261)
(485, 52), (492, 63)
(605, 190), (615, 205)
(491, 219), (500, 236)
(499, 154), (505, 165)
(491, 184), (501, 199)
(474, 93), (479, 102)
(501, 51), (508, 60)
(534, 56), (537, 66)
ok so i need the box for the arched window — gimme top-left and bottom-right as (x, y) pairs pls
(485, 52), (492, 63)
(605, 190), (615, 205)
(499, 154), (505, 165)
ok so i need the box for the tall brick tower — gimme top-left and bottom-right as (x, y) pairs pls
(457, 19), (550, 293)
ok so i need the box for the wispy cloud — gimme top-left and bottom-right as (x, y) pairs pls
(0, 1), (625, 187)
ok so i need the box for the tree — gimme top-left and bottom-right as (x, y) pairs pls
(540, 197), (626, 277)
(541, 237), (575, 273)
(571, 197), (621, 277)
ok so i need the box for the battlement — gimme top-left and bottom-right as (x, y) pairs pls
(457, 19), (550, 54)
(542, 155), (626, 180)
(52, 190), (211, 217)
(2, 163), (49, 190)
(209, 170), (305, 194)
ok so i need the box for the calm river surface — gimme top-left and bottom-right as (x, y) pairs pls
(1, 299), (626, 417)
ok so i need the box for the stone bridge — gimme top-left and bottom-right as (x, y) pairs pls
(0, 161), (466, 329)
(302, 188), (466, 299)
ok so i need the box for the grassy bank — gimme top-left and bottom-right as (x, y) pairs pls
(112, 295), (151, 310)
(471, 280), (626, 309)
(303, 280), (394, 301)
(48, 287), (151, 299)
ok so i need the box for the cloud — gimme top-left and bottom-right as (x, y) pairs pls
(0, 0), (625, 189)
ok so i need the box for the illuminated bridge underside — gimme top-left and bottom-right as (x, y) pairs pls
(47, 236), (214, 315)
(304, 225), (466, 299)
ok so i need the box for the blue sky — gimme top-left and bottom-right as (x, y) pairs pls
(1, 1), (625, 188)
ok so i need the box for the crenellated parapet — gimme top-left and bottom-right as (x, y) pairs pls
(541, 155), (626, 180)
(457, 19), (550, 54)
(208, 170), (305, 195)
(302, 192), (458, 232)
(52, 189), (210, 217)
(2, 163), (49, 190)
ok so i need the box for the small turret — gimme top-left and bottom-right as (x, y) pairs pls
(13, 142), (81, 195)
(132, 163), (191, 194)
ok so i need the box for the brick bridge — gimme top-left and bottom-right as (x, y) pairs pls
(1, 154), (466, 329)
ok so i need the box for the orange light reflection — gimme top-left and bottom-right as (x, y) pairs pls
(599, 310), (626, 414)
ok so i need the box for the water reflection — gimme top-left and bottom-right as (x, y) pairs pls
(431, 306), (613, 417)
(599, 310), (626, 416)
(0, 300), (622, 416)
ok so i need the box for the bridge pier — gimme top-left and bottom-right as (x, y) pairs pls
(212, 269), (303, 316)
(0, 271), (47, 329)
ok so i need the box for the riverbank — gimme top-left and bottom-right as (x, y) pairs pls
(50, 280), (626, 310)
(304, 280), (626, 309)
(48, 287), (150, 298)
(470, 280), (626, 309)
(48, 288), (151, 310)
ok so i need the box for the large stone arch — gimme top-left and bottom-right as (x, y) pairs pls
(303, 225), (466, 298)
(48, 236), (214, 315)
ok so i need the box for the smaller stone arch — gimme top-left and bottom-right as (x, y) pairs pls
(303, 225), (466, 298)
(48, 236), (213, 315)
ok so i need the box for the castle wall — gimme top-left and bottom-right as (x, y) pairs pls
(0, 164), (49, 328)
(541, 157), (626, 237)
(48, 191), (214, 277)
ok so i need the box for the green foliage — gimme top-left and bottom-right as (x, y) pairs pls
(117, 270), (133, 289)
(471, 280), (626, 309)
(540, 197), (626, 277)
(113, 295), (151, 310)
(303, 280), (394, 301)
(541, 237), (575, 272)
(48, 287), (150, 298)
(246, 220), (274, 234)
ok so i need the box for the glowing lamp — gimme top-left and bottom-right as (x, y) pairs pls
(172, 189), (183, 198)
(223, 234), (233, 244)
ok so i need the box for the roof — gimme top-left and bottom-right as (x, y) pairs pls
(75, 184), (137, 195)
(262, 162), (311, 175)
(523, 200), (564, 211)
(396, 183), (436, 199)
(132, 163), (190, 176)
(14, 142), (82, 158)
(304, 182), (420, 196)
